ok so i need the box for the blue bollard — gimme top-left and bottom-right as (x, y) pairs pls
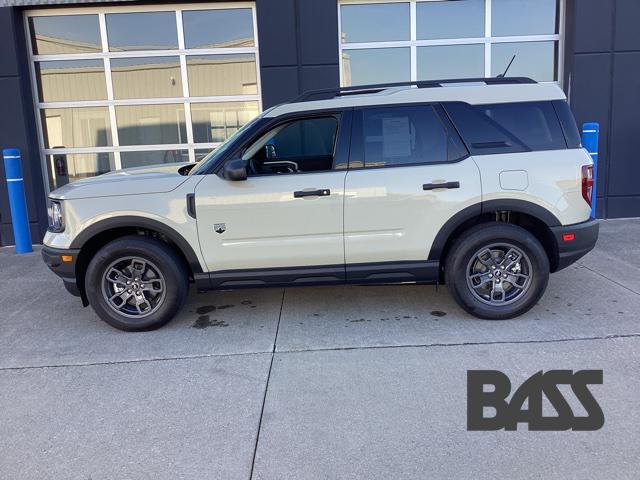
(2, 148), (33, 253)
(581, 123), (599, 219)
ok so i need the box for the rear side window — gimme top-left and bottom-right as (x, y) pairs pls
(444, 101), (567, 155)
(553, 100), (582, 148)
(355, 105), (467, 168)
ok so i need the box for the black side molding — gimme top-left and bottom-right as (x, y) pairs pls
(186, 193), (196, 219)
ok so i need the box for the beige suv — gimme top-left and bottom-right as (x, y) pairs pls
(42, 78), (599, 331)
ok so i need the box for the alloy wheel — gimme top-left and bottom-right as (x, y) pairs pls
(101, 256), (166, 318)
(465, 243), (533, 306)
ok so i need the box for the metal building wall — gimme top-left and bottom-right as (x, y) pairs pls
(0, 7), (48, 246)
(565, 0), (640, 218)
(255, 0), (339, 108)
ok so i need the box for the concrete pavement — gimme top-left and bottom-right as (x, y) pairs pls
(1, 219), (639, 479)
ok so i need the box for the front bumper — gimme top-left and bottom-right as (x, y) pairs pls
(41, 246), (82, 297)
(551, 218), (599, 271)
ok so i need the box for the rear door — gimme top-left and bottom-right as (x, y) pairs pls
(344, 104), (482, 279)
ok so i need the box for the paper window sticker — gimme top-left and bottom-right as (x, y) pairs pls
(382, 116), (411, 158)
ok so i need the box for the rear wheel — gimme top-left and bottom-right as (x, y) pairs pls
(445, 222), (549, 319)
(85, 236), (189, 331)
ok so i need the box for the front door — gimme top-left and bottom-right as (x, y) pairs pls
(194, 112), (350, 281)
(344, 104), (481, 279)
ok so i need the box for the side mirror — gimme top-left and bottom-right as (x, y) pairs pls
(223, 158), (248, 181)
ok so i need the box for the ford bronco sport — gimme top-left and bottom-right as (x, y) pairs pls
(42, 77), (599, 331)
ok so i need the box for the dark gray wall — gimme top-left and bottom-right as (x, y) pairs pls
(256, 0), (339, 108)
(0, 7), (48, 246)
(565, 0), (640, 218)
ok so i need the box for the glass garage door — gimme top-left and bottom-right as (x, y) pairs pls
(25, 3), (261, 191)
(339, 0), (563, 86)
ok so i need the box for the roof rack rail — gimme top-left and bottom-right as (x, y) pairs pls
(293, 77), (536, 103)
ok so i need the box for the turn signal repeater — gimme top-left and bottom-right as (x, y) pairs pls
(61, 255), (74, 263)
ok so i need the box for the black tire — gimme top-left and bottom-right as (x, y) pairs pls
(444, 222), (549, 320)
(85, 236), (189, 331)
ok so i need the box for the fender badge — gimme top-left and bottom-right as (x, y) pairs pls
(214, 223), (226, 234)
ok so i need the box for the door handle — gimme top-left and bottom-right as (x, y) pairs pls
(423, 181), (460, 191)
(294, 189), (331, 198)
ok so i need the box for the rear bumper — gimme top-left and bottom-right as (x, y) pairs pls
(551, 218), (599, 271)
(41, 246), (81, 297)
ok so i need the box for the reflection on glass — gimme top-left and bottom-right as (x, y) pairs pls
(191, 101), (259, 143)
(106, 12), (178, 51)
(417, 0), (484, 40)
(41, 107), (112, 148)
(492, 0), (557, 36)
(417, 44), (484, 80)
(187, 55), (257, 96)
(29, 15), (101, 55)
(120, 150), (189, 168)
(491, 42), (556, 81)
(183, 9), (254, 48)
(115, 104), (187, 146)
(342, 48), (410, 86)
(36, 60), (107, 102)
(194, 148), (212, 161)
(340, 3), (409, 43)
(47, 152), (113, 190)
(111, 57), (182, 99)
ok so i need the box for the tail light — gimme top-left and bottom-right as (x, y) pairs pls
(582, 165), (594, 207)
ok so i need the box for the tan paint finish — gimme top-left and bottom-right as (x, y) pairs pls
(194, 171), (346, 271)
(344, 158), (482, 264)
(474, 148), (593, 225)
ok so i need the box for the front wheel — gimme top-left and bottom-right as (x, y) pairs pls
(445, 222), (549, 320)
(85, 236), (189, 331)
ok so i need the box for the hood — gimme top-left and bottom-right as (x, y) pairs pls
(49, 162), (195, 200)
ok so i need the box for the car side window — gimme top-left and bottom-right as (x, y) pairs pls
(244, 116), (339, 175)
(358, 105), (465, 168)
(443, 101), (567, 155)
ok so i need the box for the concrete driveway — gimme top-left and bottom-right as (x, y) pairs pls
(1, 220), (639, 479)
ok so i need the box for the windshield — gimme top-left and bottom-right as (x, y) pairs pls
(189, 109), (271, 175)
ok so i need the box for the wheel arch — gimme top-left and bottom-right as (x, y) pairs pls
(429, 200), (561, 278)
(70, 216), (203, 305)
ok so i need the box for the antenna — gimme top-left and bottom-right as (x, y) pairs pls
(497, 55), (516, 78)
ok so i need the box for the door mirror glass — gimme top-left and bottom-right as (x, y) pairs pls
(223, 158), (247, 181)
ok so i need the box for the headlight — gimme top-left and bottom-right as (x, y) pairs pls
(48, 200), (64, 233)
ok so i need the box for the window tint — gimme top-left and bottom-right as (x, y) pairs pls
(271, 118), (337, 158)
(248, 117), (339, 174)
(444, 101), (566, 155)
(360, 105), (464, 168)
(183, 8), (254, 49)
(106, 12), (178, 51)
(340, 3), (410, 43)
(342, 48), (410, 86)
(491, 41), (556, 81)
(492, 0), (557, 36)
(416, 0), (484, 40)
(553, 100), (581, 148)
(29, 15), (101, 55)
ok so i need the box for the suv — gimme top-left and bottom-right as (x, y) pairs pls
(42, 77), (598, 331)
